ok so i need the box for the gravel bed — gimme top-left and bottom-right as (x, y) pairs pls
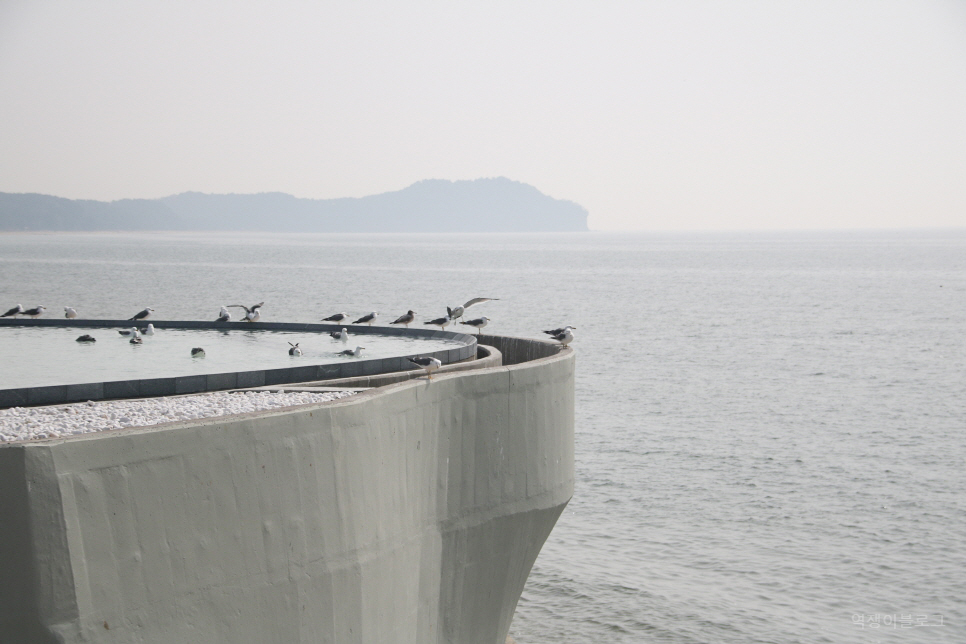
(0, 390), (359, 443)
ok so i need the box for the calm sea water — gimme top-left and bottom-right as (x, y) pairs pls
(0, 230), (963, 643)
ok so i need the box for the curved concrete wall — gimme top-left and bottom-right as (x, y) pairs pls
(0, 336), (574, 644)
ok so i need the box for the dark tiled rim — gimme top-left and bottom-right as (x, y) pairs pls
(0, 319), (476, 408)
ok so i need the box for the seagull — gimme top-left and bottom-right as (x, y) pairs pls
(76, 334), (96, 343)
(424, 316), (452, 330)
(130, 334), (143, 345)
(543, 325), (576, 336)
(288, 342), (303, 356)
(322, 312), (348, 323)
(408, 356), (442, 380)
(329, 327), (349, 342)
(228, 302), (264, 322)
(118, 327), (139, 337)
(141, 323), (155, 336)
(353, 312), (378, 326)
(391, 310), (416, 328)
(191, 347), (205, 357)
(215, 306), (231, 323)
(447, 297), (499, 321)
(550, 327), (575, 346)
(459, 316), (489, 334)
(338, 346), (366, 357)
(129, 307), (154, 321)
(1, 304), (23, 318)
(23, 305), (46, 318)
(64, 307), (78, 319)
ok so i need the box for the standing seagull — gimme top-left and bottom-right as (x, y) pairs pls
(228, 302), (264, 322)
(141, 323), (155, 336)
(338, 346), (366, 357)
(288, 342), (303, 356)
(459, 316), (489, 335)
(118, 327), (139, 337)
(215, 306), (231, 323)
(391, 310), (416, 328)
(550, 327), (575, 346)
(1, 304), (23, 318)
(352, 312), (378, 326)
(129, 307), (154, 322)
(408, 356), (442, 380)
(448, 297), (499, 321)
(329, 327), (349, 342)
(64, 307), (78, 319)
(543, 325), (575, 336)
(424, 316), (452, 330)
(23, 305), (46, 318)
(322, 312), (348, 324)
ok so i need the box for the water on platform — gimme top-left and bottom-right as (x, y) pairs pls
(0, 325), (462, 389)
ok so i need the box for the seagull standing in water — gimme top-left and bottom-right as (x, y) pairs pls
(23, 305), (46, 318)
(129, 307), (154, 321)
(353, 312), (378, 326)
(338, 346), (366, 357)
(391, 310), (416, 328)
(216, 306), (231, 322)
(459, 316), (489, 335)
(119, 327), (139, 337)
(64, 307), (77, 319)
(408, 356), (442, 380)
(228, 302), (263, 322)
(329, 327), (349, 342)
(1, 304), (23, 318)
(142, 323), (155, 336)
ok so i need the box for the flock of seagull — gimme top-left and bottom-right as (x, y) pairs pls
(2, 298), (575, 378)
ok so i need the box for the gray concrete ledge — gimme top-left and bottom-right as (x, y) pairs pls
(301, 343), (503, 389)
(0, 319), (476, 409)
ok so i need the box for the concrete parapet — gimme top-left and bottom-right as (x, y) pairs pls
(0, 336), (574, 644)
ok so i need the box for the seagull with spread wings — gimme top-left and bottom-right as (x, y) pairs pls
(228, 301), (264, 322)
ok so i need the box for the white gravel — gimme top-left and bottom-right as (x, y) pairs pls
(0, 390), (359, 443)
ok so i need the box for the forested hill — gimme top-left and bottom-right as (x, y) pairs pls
(0, 178), (588, 232)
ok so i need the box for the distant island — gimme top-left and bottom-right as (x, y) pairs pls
(0, 178), (588, 233)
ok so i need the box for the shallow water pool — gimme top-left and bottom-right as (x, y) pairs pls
(0, 325), (462, 389)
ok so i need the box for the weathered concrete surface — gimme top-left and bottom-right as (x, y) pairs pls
(0, 337), (574, 644)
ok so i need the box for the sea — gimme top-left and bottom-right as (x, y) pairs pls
(0, 230), (963, 644)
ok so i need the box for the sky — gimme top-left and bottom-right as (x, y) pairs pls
(1, 1), (964, 231)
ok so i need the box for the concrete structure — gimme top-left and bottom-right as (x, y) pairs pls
(0, 334), (574, 643)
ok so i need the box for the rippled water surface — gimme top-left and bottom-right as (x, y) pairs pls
(0, 230), (963, 643)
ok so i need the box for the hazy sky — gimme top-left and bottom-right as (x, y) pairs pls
(1, 1), (964, 231)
